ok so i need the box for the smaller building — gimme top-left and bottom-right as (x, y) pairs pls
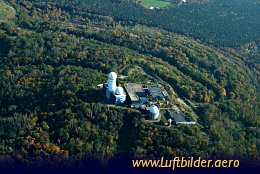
(124, 83), (146, 104)
(168, 118), (172, 126)
(139, 97), (148, 103)
(147, 85), (169, 100)
(113, 87), (127, 105)
(149, 105), (160, 120)
(97, 84), (103, 89)
(167, 110), (195, 125)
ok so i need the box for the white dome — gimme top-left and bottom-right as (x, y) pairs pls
(149, 105), (159, 114)
(115, 87), (124, 95)
(108, 72), (117, 80)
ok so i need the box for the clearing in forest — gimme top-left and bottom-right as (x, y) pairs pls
(0, 2), (16, 21)
(143, 0), (171, 8)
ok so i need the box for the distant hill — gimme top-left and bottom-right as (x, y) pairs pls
(69, 0), (260, 49)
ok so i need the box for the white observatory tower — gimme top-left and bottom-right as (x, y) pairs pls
(108, 72), (117, 92)
(149, 105), (160, 120)
(114, 87), (126, 104)
(106, 72), (117, 99)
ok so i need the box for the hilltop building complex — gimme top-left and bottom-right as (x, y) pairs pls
(102, 72), (195, 123)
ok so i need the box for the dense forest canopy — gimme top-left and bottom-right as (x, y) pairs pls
(0, 0), (259, 169)
(47, 0), (260, 49)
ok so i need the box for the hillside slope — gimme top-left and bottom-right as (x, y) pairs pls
(0, 0), (259, 167)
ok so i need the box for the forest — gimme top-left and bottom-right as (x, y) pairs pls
(46, 0), (260, 48)
(0, 0), (259, 169)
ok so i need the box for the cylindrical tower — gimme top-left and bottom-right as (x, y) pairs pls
(115, 87), (126, 104)
(108, 72), (117, 93)
(115, 87), (124, 95)
(149, 105), (160, 120)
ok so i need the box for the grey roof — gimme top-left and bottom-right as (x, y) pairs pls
(124, 83), (144, 101)
(168, 110), (186, 122)
(148, 85), (168, 99)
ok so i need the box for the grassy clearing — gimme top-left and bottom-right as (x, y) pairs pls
(0, 2), (16, 21)
(143, 0), (171, 8)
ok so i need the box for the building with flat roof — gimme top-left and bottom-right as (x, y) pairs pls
(124, 83), (146, 104)
(167, 110), (196, 125)
(148, 85), (169, 100)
